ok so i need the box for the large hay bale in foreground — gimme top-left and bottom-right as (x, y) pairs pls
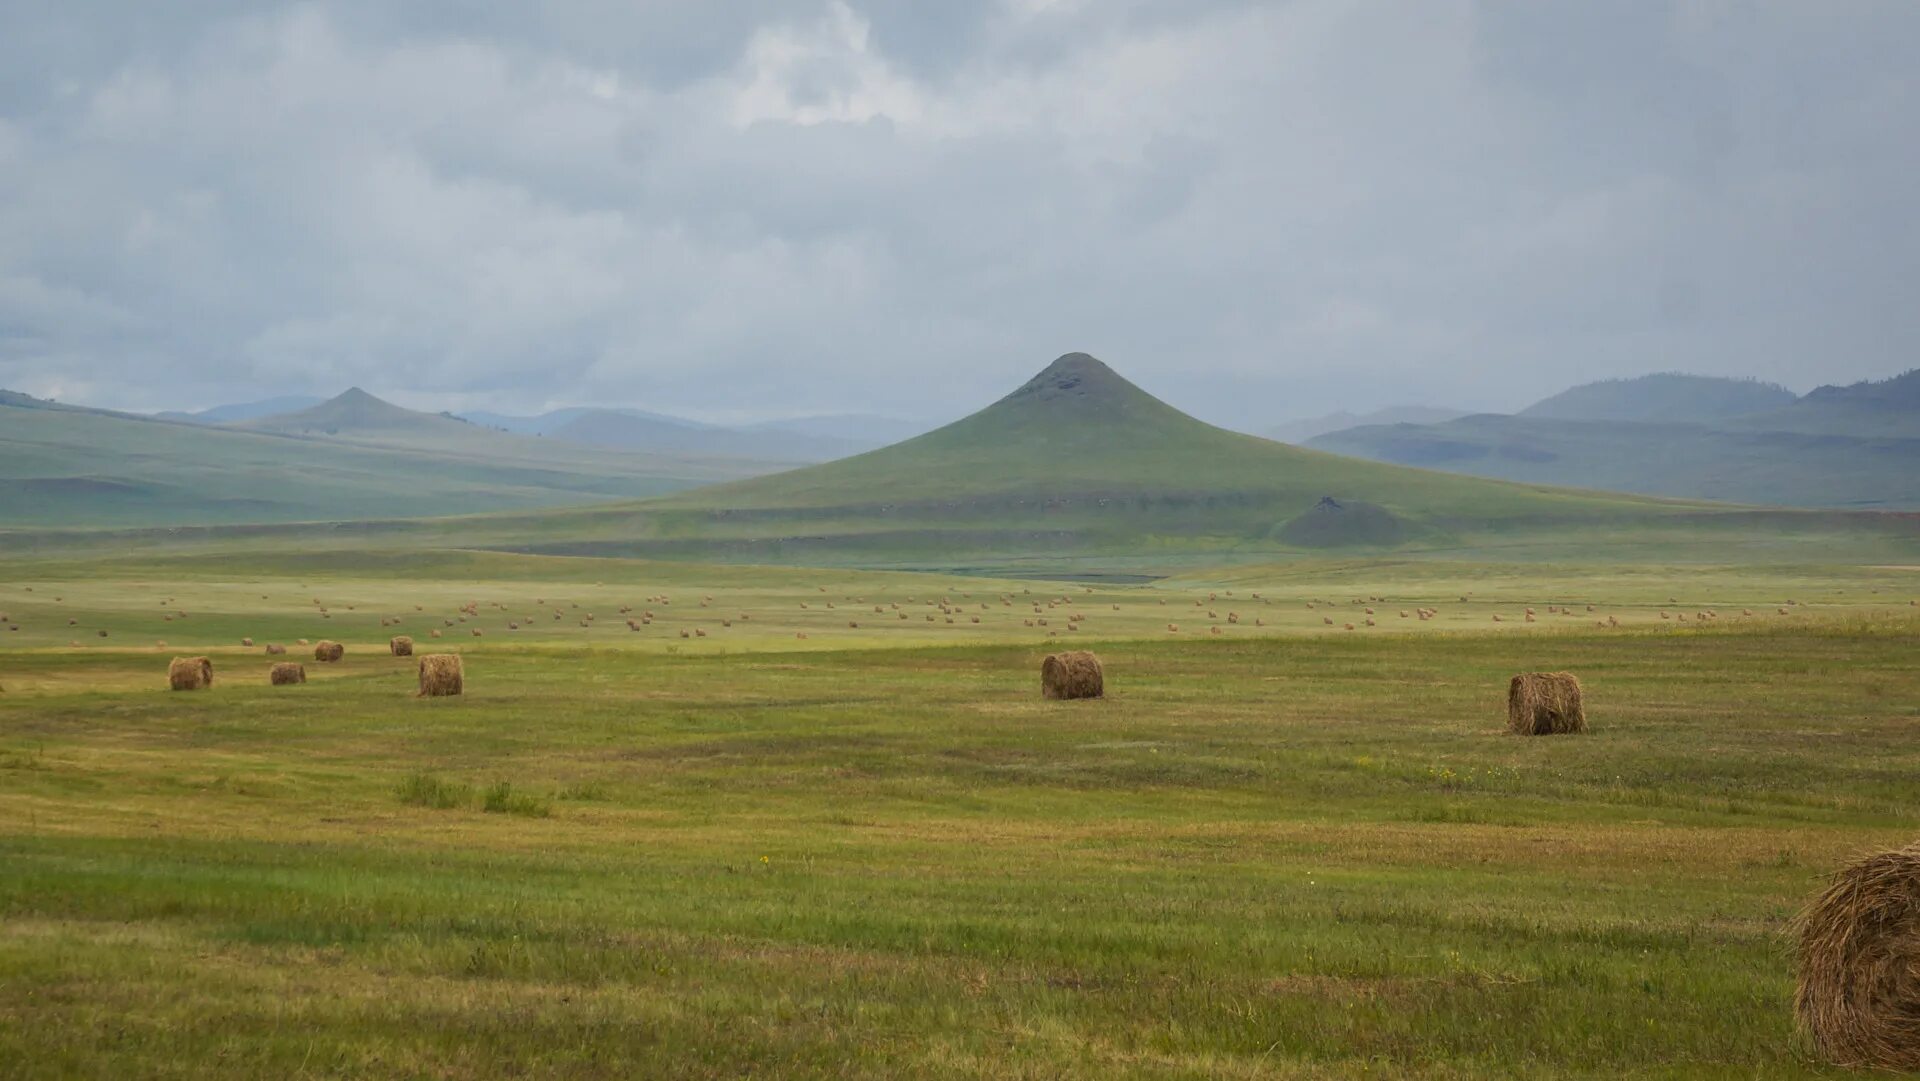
(389, 635), (413, 657)
(417, 654), (464, 697)
(1506, 672), (1585, 735)
(269, 662), (306, 686)
(1797, 842), (1920, 1069)
(1041, 650), (1104, 700)
(168, 656), (212, 691)
(314, 640), (344, 662)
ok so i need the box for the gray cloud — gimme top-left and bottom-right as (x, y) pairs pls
(0, 0), (1914, 428)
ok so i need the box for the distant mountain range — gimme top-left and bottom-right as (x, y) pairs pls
(1306, 371), (1920, 509)
(146, 395), (925, 464)
(0, 387), (789, 528)
(8, 359), (1916, 568)
(1266, 406), (1470, 445)
(203, 353), (1914, 571)
(153, 396), (325, 424)
(1518, 373), (1796, 423)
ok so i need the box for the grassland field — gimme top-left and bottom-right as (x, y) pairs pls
(3, 551), (1920, 1077)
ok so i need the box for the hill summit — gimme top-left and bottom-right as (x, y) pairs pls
(588, 351), (1711, 565)
(1002, 352), (1152, 409)
(242, 387), (455, 437)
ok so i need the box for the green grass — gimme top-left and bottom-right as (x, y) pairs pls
(3, 554), (1919, 1076)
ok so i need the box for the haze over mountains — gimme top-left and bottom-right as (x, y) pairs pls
(1305, 371), (1920, 509)
(0, 387), (789, 527)
(5, 354), (1917, 570)
(345, 354), (1917, 572)
(147, 395), (924, 465)
(1266, 407), (1470, 446)
(5, 357), (1919, 558)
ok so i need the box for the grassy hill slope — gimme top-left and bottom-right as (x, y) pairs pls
(1309, 414), (1920, 509)
(425, 354), (1918, 570)
(6, 355), (1914, 570)
(0, 390), (789, 528)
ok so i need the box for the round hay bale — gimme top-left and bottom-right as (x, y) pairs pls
(1040, 650), (1104, 700)
(269, 662), (306, 686)
(265, 643), (286, 655)
(389, 635), (414, 657)
(417, 654), (464, 697)
(314, 640), (344, 663)
(241, 637), (254, 647)
(167, 656), (212, 691)
(1507, 672), (1585, 735)
(1796, 842), (1920, 1069)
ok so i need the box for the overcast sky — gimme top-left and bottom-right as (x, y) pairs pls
(1, 1), (1915, 429)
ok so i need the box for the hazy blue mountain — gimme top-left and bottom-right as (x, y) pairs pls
(152, 396), (326, 424)
(740, 413), (930, 447)
(1309, 414), (1920, 509)
(547, 409), (864, 461)
(460, 406), (717, 436)
(1735, 369), (1920, 437)
(1266, 406), (1469, 445)
(0, 388), (787, 528)
(461, 407), (921, 462)
(1519, 373), (1796, 422)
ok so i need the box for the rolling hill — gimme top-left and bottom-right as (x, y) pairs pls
(1736, 369), (1920, 437)
(461, 405), (919, 461)
(0, 388), (791, 528)
(1309, 415), (1920, 509)
(7, 355), (1914, 570)
(1266, 406), (1469, 445)
(544, 409), (874, 462)
(1308, 369), (1920, 509)
(461, 406), (711, 437)
(394, 354), (1917, 571)
(1519, 374), (1797, 422)
(152, 396), (325, 424)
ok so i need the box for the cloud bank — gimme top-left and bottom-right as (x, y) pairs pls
(1, 1), (1914, 426)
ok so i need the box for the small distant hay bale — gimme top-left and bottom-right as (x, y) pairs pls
(96, 629), (108, 638)
(389, 635), (414, 657)
(314, 640), (344, 662)
(472, 629), (484, 637)
(269, 662), (306, 686)
(297, 638), (310, 646)
(1506, 672), (1585, 735)
(1795, 842), (1920, 1069)
(168, 656), (212, 691)
(430, 629), (442, 638)
(417, 654), (464, 697)
(241, 637), (254, 647)
(265, 643), (286, 655)
(1041, 650), (1104, 700)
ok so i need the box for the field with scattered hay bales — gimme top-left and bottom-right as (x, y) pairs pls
(3, 552), (1919, 1077)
